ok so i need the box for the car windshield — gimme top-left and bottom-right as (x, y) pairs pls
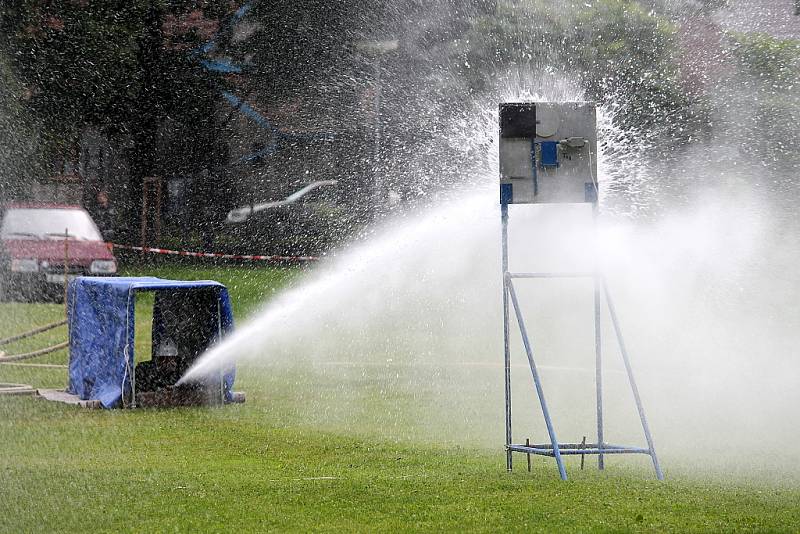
(0, 208), (103, 241)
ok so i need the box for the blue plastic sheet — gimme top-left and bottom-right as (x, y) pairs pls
(66, 277), (235, 408)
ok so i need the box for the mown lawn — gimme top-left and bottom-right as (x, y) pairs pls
(1, 264), (799, 532)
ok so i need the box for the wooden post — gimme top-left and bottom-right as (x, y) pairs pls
(141, 177), (163, 254)
(141, 183), (149, 255)
(63, 228), (69, 316)
(153, 179), (162, 240)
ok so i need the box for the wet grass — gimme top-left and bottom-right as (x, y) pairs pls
(2, 264), (800, 532)
(2, 394), (800, 533)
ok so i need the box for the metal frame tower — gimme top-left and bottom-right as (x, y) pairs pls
(499, 102), (663, 480)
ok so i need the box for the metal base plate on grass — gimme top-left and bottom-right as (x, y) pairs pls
(38, 389), (102, 408)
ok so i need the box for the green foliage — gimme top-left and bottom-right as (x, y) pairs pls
(574, 0), (674, 69)
(451, 0), (707, 140)
(730, 32), (800, 83)
(456, 1), (568, 90)
(570, 0), (702, 138)
(1, 0), (236, 241)
(2, 2), (146, 129)
(726, 32), (800, 171)
(0, 51), (44, 200)
(0, 0), (228, 156)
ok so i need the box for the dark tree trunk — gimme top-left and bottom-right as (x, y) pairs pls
(126, 3), (163, 245)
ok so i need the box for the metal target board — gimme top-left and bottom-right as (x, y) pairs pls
(496, 101), (663, 481)
(499, 102), (598, 205)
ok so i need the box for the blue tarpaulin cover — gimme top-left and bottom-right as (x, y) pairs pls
(66, 277), (235, 408)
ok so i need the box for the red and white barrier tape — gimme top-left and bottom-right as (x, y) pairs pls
(110, 243), (320, 262)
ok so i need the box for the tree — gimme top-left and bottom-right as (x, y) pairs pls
(1, 0), (232, 243)
(726, 32), (800, 172)
(0, 51), (44, 202)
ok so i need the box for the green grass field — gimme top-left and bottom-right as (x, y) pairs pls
(2, 265), (799, 532)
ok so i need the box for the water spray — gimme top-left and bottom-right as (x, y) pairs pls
(498, 101), (662, 480)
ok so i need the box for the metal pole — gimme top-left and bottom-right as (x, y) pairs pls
(593, 207), (604, 470)
(601, 277), (664, 480)
(129, 290), (137, 409)
(506, 276), (567, 480)
(501, 202), (512, 471)
(372, 58), (383, 209)
(594, 277), (604, 470)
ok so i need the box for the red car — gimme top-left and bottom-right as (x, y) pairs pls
(0, 203), (117, 301)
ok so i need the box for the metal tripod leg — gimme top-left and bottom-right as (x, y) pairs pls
(592, 205), (604, 470)
(594, 272), (604, 470)
(506, 276), (567, 480)
(501, 203), (512, 471)
(602, 277), (664, 480)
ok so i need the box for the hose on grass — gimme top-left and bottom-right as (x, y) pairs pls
(0, 341), (69, 362)
(0, 382), (37, 396)
(0, 320), (67, 347)
(0, 362), (67, 369)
